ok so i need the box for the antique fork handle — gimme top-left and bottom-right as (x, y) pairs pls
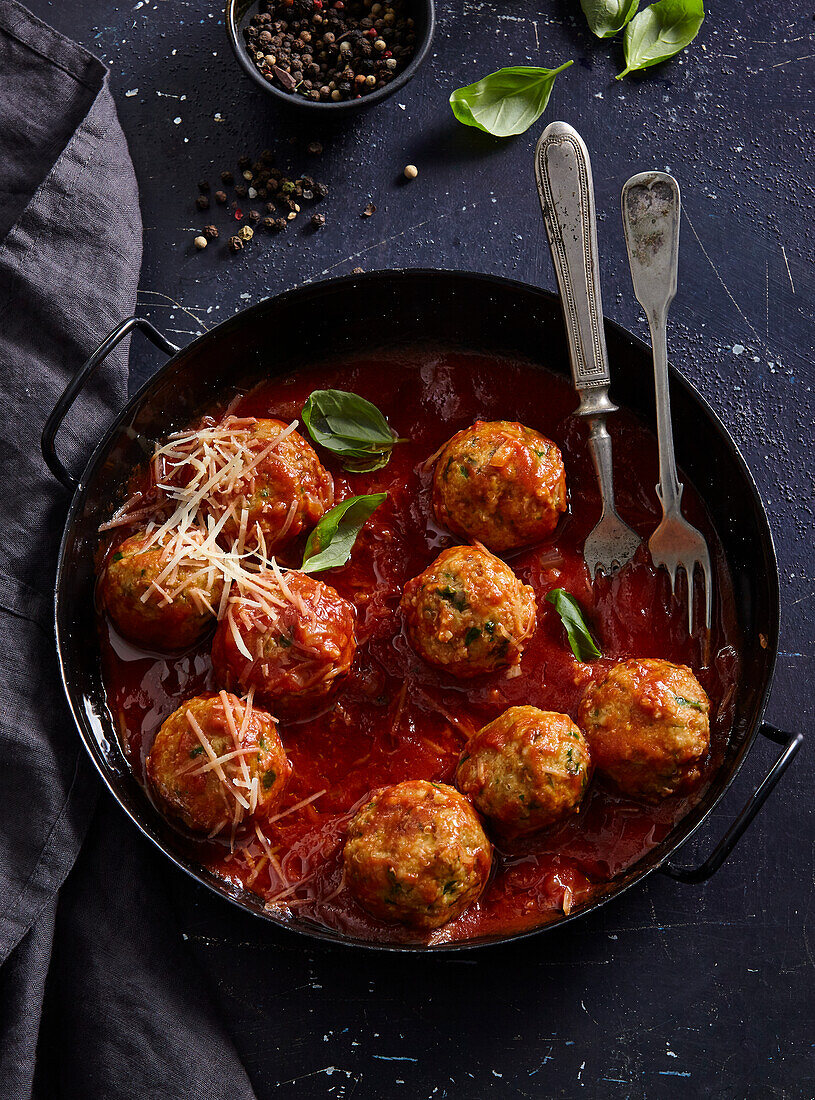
(621, 171), (683, 513)
(535, 121), (617, 420)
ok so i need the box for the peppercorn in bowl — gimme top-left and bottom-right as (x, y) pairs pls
(226, 0), (435, 111)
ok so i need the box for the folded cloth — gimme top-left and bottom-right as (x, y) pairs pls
(0, 5), (257, 1096)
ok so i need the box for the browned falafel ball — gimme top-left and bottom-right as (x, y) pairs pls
(578, 658), (710, 802)
(146, 692), (291, 834)
(343, 780), (492, 930)
(211, 569), (356, 713)
(400, 544), (537, 678)
(432, 420), (567, 552)
(456, 707), (592, 838)
(101, 528), (223, 651)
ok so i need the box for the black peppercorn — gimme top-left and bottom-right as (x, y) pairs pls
(260, 216), (276, 231)
(311, 212), (326, 228)
(202, 224), (219, 240)
(238, 155), (252, 169)
(235, 184), (248, 198)
(221, 170), (234, 184)
(215, 190), (228, 204)
(198, 180), (210, 193)
(248, 210), (261, 223)
(313, 181), (329, 199)
(196, 195), (210, 211)
(228, 235), (245, 254)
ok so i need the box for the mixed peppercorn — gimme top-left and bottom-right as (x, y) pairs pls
(192, 148), (329, 255)
(242, 0), (417, 103)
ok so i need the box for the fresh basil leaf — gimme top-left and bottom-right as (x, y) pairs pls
(449, 62), (573, 138)
(580, 0), (639, 38)
(302, 390), (400, 473)
(617, 0), (704, 79)
(545, 588), (602, 662)
(301, 493), (386, 574)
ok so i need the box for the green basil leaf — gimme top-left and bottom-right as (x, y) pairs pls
(449, 62), (573, 138)
(580, 0), (639, 38)
(617, 0), (704, 79)
(545, 588), (602, 662)
(301, 493), (386, 574)
(302, 390), (400, 473)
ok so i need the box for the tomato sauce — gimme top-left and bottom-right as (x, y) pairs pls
(99, 348), (741, 945)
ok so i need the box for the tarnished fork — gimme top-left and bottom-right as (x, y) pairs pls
(535, 121), (642, 578)
(621, 171), (713, 633)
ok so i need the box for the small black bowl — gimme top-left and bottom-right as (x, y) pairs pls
(225, 0), (435, 113)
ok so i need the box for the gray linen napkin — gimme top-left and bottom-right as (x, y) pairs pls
(0, 6), (258, 1097)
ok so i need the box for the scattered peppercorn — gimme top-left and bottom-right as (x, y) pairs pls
(194, 235), (208, 250)
(352, 266), (364, 273)
(215, 190), (228, 204)
(362, 201), (376, 217)
(196, 195), (210, 211)
(228, 235), (245, 253)
(311, 212), (326, 228)
(198, 180), (210, 193)
(403, 163), (418, 179)
(238, 225), (254, 242)
(238, 155), (252, 169)
(307, 142), (323, 155)
(221, 171), (234, 185)
(248, 210), (261, 223)
(202, 224), (219, 240)
(235, 184), (248, 199)
(242, 0), (417, 103)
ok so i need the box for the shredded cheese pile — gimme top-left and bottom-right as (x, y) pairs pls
(100, 412), (304, 619)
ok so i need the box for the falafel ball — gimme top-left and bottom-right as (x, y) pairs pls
(101, 528), (223, 651)
(432, 420), (567, 552)
(578, 657), (710, 802)
(456, 707), (592, 837)
(146, 692), (291, 834)
(400, 544), (537, 678)
(211, 569), (356, 712)
(344, 780), (492, 930)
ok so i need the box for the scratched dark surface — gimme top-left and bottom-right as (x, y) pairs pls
(28, 0), (815, 1096)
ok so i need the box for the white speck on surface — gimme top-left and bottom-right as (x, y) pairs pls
(594, 91), (603, 98)
(125, 88), (139, 97)
(173, 116), (181, 124)
(732, 344), (745, 355)
(398, 103), (406, 109)
(214, 112), (223, 121)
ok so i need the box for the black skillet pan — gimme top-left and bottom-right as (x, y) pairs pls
(41, 270), (803, 951)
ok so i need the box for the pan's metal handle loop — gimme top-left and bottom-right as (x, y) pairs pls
(661, 724), (803, 884)
(41, 317), (179, 492)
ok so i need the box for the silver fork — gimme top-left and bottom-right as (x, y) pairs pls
(621, 171), (713, 633)
(535, 121), (642, 578)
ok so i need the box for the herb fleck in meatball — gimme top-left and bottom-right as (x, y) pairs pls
(159, 416), (334, 554)
(211, 569), (356, 712)
(456, 707), (592, 838)
(578, 658), (710, 802)
(432, 420), (567, 552)
(146, 692), (291, 835)
(344, 780), (492, 930)
(400, 545), (537, 678)
(101, 528), (223, 651)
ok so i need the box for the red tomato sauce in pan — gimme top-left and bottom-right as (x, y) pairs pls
(99, 348), (741, 945)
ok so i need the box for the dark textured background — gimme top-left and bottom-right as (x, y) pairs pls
(27, 0), (814, 1096)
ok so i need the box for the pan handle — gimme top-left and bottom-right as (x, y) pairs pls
(41, 316), (179, 491)
(660, 723), (803, 884)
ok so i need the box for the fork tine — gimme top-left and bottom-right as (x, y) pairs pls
(686, 565), (695, 636)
